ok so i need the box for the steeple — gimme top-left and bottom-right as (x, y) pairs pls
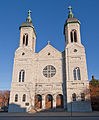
(64, 6), (81, 46)
(68, 6), (74, 18)
(19, 10), (36, 52)
(26, 10), (32, 23)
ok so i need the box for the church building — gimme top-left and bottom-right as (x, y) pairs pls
(8, 7), (92, 112)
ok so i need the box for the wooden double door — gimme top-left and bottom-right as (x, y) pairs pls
(35, 94), (42, 109)
(45, 94), (53, 109)
(35, 94), (64, 109)
(56, 94), (63, 108)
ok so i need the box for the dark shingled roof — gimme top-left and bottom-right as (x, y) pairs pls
(65, 17), (80, 26)
(19, 22), (36, 37)
(64, 17), (80, 34)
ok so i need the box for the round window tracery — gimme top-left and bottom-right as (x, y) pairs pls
(43, 65), (56, 78)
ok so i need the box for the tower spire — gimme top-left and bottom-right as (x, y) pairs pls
(26, 10), (32, 23)
(68, 6), (74, 18)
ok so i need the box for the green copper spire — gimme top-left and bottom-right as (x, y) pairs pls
(26, 10), (32, 23)
(68, 6), (74, 18)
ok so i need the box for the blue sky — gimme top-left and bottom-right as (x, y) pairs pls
(0, 0), (99, 90)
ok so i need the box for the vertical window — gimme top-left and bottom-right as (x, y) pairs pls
(74, 31), (77, 42)
(73, 69), (76, 80)
(72, 93), (76, 101)
(15, 94), (18, 102)
(81, 93), (85, 101)
(26, 34), (28, 46)
(73, 67), (81, 80)
(23, 94), (26, 102)
(19, 72), (21, 82)
(77, 68), (81, 80)
(23, 33), (28, 46)
(70, 30), (77, 43)
(23, 35), (25, 45)
(71, 32), (73, 43)
(19, 70), (25, 82)
(22, 71), (25, 82)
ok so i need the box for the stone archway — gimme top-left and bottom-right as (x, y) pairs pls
(35, 94), (42, 109)
(45, 94), (53, 109)
(56, 94), (63, 108)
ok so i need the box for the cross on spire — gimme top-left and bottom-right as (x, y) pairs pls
(26, 10), (32, 23)
(48, 41), (50, 45)
(68, 6), (72, 11)
(28, 10), (32, 16)
(68, 6), (74, 18)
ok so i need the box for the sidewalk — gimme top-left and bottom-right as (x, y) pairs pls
(0, 111), (99, 117)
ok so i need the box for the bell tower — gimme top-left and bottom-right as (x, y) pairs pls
(64, 6), (92, 112)
(19, 10), (36, 52)
(64, 6), (81, 46)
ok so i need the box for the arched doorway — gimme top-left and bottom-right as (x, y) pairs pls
(45, 94), (53, 109)
(35, 94), (42, 109)
(56, 94), (63, 108)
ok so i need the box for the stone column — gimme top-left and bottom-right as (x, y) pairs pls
(42, 95), (45, 109)
(53, 94), (56, 109)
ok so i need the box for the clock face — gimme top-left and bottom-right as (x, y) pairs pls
(43, 65), (56, 78)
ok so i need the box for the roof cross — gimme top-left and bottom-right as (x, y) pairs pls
(68, 6), (73, 18)
(48, 41), (50, 45)
(28, 10), (32, 16)
(68, 6), (72, 12)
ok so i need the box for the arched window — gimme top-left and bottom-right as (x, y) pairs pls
(72, 93), (76, 101)
(71, 32), (73, 43)
(22, 94), (26, 102)
(73, 67), (81, 80)
(74, 31), (77, 42)
(81, 93), (85, 101)
(70, 30), (77, 43)
(19, 70), (25, 82)
(73, 69), (76, 80)
(23, 33), (28, 46)
(15, 94), (18, 102)
(23, 35), (25, 45)
(19, 71), (21, 82)
(77, 68), (81, 80)
(26, 34), (28, 46)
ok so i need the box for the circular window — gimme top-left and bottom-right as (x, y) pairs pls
(48, 53), (50, 55)
(22, 52), (25, 55)
(43, 65), (56, 78)
(74, 49), (77, 52)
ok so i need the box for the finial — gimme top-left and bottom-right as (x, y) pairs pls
(28, 10), (32, 16)
(26, 10), (32, 23)
(48, 41), (50, 45)
(68, 6), (74, 18)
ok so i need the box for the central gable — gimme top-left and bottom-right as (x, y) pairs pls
(38, 44), (62, 59)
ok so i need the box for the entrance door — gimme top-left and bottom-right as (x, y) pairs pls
(35, 94), (42, 109)
(45, 94), (53, 109)
(56, 94), (63, 108)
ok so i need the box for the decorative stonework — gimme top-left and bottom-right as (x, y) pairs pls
(8, 7), (92, 113)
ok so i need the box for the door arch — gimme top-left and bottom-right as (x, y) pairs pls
(56, 94), (63, 108)
(45, 94), (53, 109)
(35, 94), (42, 109)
